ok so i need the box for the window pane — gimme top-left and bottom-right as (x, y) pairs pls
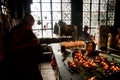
(83, 0), (90, 3)
(62, 3), (71, 11)
(100, 18), (106, 25)
(42, 12), (51, 20)
(43, 30), (52, 38)
(100, 4), (107, 12)
(83, 18), (90, 27)
(52, 3), (61, 11)
(62, 12), (71, 20)
(53, 12), (61, 20)
(62, 0), (71, 2)
(63, 20), (71, 25)
(31, 3), (40, 11)
(31, 12), (41, 20)
(42, 3), (50, 11)
(92, 0), (99, 3)
(42, 21), (52, 29)
(92, 4), (98, 11)
(108, 5), (115, 12)
(91, 12), (98, 19)
(83, 12), (90, 20)
(107, 13), (115, 26)
(32, 0), (40, 2)
(100, 0), (107, 4)
(33, 30), (42, 38)
(108, 13), (115, 19)
(90, 29), (98, 36)
(108, 0), (116, 5)
(107, 20), (114, 26)
(52, 0), (61, 2)
(100, 12), (106, 20)
(91, 20), (98, 26)
(32, 21), (42, 29)
(41, 0), (50, 2)
(83, 4), (90, 11)
(83, 16), (90, 26)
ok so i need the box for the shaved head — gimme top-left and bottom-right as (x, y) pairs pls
(23, 14), (34, 24)
(22, 14), (35, 28)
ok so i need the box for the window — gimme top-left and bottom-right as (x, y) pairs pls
(31, 0), (71, 38)
(83, 0), (116, 39)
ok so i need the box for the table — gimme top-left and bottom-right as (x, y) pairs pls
(50, 43), (97, 80)
(50, 43), (120, 80)
(50, 43), (84, 80)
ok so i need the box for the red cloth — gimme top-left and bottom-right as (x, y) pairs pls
(51, 58), (56, 70)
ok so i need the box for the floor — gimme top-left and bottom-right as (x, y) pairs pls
(40, 61), (56, 80)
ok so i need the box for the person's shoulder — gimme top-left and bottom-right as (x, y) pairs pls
(10, 24), (22, 34)
(13, 23), (23, 30)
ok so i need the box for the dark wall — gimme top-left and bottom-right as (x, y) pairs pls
(114, 0), (120, 29)
(7, 0), (32, 19)
(71, 0), (83, 38)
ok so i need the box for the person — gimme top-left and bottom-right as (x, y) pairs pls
(79, 26), (90, 41)
(115, 28), (120, 49)
(106, 27), (120, 51)
(7, 14), (43, 80)
(53, 23), (59, 35)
